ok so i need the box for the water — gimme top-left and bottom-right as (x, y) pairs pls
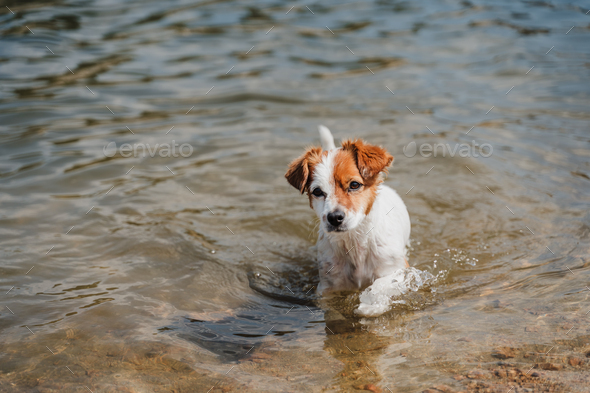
(1, 0), (590, 392)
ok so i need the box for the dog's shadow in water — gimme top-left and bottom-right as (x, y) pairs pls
(164, 262), (389, 389)
(165, 261), (321, 363)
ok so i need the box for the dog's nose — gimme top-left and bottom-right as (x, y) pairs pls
(327, 210), (345, 227)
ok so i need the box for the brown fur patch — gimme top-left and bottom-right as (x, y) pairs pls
(341, 139), (394, 179)
(331, 149), (378, 215)
(285, 146), (323, 194)
(331, 140), (394, 215)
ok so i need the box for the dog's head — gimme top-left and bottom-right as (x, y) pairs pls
(285, 139), (393, 233)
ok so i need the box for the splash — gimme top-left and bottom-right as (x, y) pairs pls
(355, 267), (438, 317)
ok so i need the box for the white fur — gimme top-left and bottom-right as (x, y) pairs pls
(318, 125), (336, 150)
(309, 127), (411, 298)
(316, 184), (410, 294)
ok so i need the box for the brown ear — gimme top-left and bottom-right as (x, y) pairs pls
(341, 139), (394, 179)
(285, 147), (322, 194)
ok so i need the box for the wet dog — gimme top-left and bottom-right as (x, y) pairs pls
(285, 126), (411, 297)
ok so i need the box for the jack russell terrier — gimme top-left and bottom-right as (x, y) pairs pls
(285, 125), (411, 300)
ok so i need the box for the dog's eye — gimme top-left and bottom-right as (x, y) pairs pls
(349, 181), (362, 190)
(312, 188), (324, 197)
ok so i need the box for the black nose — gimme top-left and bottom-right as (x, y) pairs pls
(327, 210), (345, 227)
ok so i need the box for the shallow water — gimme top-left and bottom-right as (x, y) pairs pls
(1, 0), (590, 392)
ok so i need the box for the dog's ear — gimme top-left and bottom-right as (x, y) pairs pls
(341, 139), (394, 179)
(285, 146), (322, 194)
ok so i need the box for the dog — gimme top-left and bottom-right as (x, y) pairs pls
(285, 125), (411, 297)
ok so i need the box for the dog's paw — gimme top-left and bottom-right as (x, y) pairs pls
(355, 267), (438, 317)
(355, 269), (406, 317)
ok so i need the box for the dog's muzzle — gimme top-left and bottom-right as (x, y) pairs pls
(327, 210), (345, 228)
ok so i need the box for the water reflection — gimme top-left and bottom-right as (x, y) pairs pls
(324, 313), (387, 391)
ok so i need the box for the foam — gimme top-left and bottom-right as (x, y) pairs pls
(355, 267), (437, 317)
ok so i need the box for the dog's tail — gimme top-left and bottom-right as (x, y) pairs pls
(318, 125), (336, 150)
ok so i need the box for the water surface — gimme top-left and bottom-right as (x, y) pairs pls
(1, 0), (590, 392)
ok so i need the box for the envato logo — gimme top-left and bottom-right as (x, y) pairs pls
(103, 141), (194, 158)
(403, 140), (493, 158)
